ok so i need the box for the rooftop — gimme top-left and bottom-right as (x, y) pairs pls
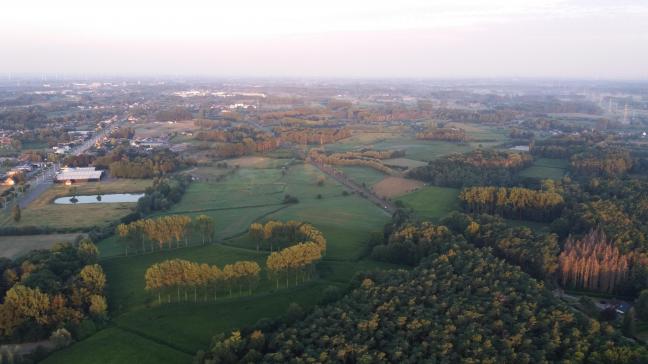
(56, 167), (103, 181)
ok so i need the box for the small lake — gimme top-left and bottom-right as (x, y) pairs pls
(54, 193), (144, 204)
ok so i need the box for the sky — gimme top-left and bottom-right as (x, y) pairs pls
(1, 0), (648, 79)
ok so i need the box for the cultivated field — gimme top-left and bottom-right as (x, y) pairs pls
(373, 176), (424, 198)
(0, 233), (79, 259)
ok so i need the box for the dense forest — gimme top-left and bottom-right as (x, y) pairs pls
(308, 149), (405, 175)
(276, 127), (351, 145)
(198, 240), (647, 363)
(459, 186), (564, 222)
(570, 148), (634, 177)
(195, 126), (280, 157)
(94, 148), (191, 178)
(407, 150), (533, 187)
(0, 240), (106, 343)
(416, 127), (467, 142)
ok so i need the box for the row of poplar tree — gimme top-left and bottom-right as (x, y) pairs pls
(145, 259), (261, 304)
(144, 221), (326, 304)
(116, 214), (215, 255)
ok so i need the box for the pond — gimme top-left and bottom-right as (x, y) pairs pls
(54, 193), (144, 204)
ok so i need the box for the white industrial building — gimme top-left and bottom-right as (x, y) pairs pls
(55, 167), (104, 184)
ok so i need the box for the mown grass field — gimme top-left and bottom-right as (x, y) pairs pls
(444, 122), (510, 145)
(396, 186), (460, 221)
(383, 157), (428, 169)
(40, 327), (193, 364)
(328, 136), (473, 162)
(339, 165), (387, 186)
(519, 158), (569, 180)
(98, 163), (387, 259)
(328, 126), (510, 162)
(1, 179), (151, 230)
(157, 163), (389, 260)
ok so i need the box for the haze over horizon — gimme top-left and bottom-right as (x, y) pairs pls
(2, 0), (648, 80)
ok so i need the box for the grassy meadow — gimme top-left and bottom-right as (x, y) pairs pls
(519, 158), (569, 180)
(396, 186), (461, 221)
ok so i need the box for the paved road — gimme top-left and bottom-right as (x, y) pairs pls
(13, 120), (126, 209)
(18, 166), (58, 208)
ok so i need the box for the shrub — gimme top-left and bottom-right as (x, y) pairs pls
(50, 328), (73, 349)
(285, 303), (304, 324)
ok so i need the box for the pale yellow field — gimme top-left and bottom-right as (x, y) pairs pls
(372, 176), (424, 198)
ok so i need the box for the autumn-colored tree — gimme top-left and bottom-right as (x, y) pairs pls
(559, 229), (631, 293)
(266, 242), (322, 288)
(77, 239), (99, 264)
(4, 285), (50, 325)
(79, 264), (106, 296)
(145, 259), (244, 304)
(249, 223), (264, 253)
(195, 215), (215, 245)
(89, 295), (108, 318)
(459, 186), (564, 222)
(255, 221), (327, 255)
(0, 302), (24, 337)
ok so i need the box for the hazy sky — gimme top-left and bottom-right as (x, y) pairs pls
(2, 0), (648, 79)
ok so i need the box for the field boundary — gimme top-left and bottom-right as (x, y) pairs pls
(112, 325), (195, 356)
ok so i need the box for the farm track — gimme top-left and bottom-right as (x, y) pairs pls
(154, 202), (285, 216)
(307, 158), (396, 215)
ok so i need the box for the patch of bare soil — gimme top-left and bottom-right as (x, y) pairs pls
(372, 177), (424, 198)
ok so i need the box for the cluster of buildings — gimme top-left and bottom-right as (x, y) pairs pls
(2, 163), (40, 186)
(130, 137), (168, 150)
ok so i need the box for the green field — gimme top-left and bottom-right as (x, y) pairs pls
(396, 186), (460, 221)
(98, 163), (389, 260)
(444, 122), (510, 145)
(328, 127), (510, 162)
(328, 136), (473, 162)
(383, 157), (428, 169)
(519, 158), (569, 180)
(339, 165), (387, 186)
(40, 327), (193, 364)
